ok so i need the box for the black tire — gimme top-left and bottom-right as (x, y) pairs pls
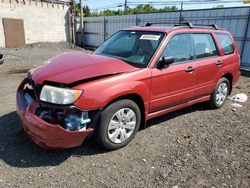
(94, 99), (141, 150)
(209, 77), (230, 109)
(0, 54), (4, 65)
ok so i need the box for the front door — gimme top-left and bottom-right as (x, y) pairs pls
(150, 33), (196, 113)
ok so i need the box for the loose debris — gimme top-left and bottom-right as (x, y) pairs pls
(229, 93), (248, 103)
(229, 93), (248, 108)
(231, 103), (243, 108)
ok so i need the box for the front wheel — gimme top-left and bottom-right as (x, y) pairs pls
(94, 99), (141, 150)
(209, 77), (230, 109)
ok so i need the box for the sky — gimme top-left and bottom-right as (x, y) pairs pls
(80, 0), (249, 12)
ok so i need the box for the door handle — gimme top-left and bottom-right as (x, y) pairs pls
(216, 60), (223, 65)
(185, 66), (195, 72)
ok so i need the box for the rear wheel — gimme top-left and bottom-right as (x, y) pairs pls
(209, 77), (230, 109)
(94, 99), (141, 150)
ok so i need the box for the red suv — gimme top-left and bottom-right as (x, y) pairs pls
(17, 22), (240, 150)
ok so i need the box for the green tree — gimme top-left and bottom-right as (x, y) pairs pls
(99, 9), (123, 16)
(82, 4), (180, 17)
(74, 4), (91, 17)
(83, 5), (91, 17)
(159, 6), (178, 12)
(128, 4), (157, 14)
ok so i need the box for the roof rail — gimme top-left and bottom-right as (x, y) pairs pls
(145, 21), (220, 30)
(174, 22), (220, 30)
(174, 22), (193, 28)
(209, 24), (219, 30)
(145, 23), (152, 26)
(145, 21), (178, 27)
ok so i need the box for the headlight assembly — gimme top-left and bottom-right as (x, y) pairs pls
(40, 85), (82, 105)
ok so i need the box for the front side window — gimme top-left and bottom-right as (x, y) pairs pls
(162, 33), (194, 63)
(216, 33), (234, 55)
(95, 31), (164, 68)
(193, 33), (218, 59)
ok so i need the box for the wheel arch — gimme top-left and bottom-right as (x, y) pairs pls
(105, 93), (146, 130)
(221, 73), (233, 94)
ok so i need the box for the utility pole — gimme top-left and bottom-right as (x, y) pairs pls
(179, 1), (184, 23)
(80, 0), (83, 47)
(71, 0), (76, 44)
(124, 0), (127, 15)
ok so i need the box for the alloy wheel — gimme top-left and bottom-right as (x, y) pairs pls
(107, 108), (136, 144)
(216, 82), (228, 105)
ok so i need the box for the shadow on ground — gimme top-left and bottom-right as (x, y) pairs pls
(146, 102), (208, 127)
(0, 111), (104, 168)
(0, 103), (209, 168)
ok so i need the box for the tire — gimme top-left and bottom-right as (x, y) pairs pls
(209, 77), (230, 109)
(94, 99), (141, 150)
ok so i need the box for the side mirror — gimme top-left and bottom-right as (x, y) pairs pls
(0, 54), (4, 65)
(157, 56), (174, 69)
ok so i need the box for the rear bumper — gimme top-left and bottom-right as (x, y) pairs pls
(16, 79), (94, 150)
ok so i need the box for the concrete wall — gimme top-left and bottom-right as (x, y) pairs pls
(0, 0), (70, 47)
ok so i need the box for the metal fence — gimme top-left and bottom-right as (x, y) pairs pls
(76, 7), (250, 68)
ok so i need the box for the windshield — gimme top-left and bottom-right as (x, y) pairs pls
(95, 31), (165, 68)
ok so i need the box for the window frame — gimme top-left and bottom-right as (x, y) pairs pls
(156, 32), (220, 68)
(158, 33), (196, 66)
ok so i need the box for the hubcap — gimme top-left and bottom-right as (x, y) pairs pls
(108, 108), (136, 144)
(216, 82), (228, 105)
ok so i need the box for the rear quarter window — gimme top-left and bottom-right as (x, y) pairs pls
(216, 33), (234, 55)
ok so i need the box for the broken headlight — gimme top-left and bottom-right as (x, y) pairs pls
(36, 107), (91, 132)
(40, 85), (82, 105)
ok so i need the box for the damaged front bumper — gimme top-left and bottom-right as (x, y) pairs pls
(16, 78), (96, 150)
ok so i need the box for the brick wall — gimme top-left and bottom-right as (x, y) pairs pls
(0, 0), (70, 47)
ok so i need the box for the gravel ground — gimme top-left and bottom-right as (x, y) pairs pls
(0, 42), (249, 188)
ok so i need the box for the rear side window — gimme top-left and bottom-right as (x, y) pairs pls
(216, 33), (234, 55)
(193, 33), (218, 59)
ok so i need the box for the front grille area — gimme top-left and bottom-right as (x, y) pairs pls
(22, 77), (96, 132)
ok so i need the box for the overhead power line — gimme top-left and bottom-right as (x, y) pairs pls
(128, 0), (242, 5)
(90, 0), (243, 11)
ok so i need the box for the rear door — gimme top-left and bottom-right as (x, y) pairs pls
(150, 33), (196, 112)
(216, 33), (238, 68)
(192, 33), (222, 98)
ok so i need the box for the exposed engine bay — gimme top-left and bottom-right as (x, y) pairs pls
(23, 79), (97, 132)
(35, 107), (91, 132)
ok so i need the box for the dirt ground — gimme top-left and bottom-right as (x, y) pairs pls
(0, 42), (249, 188)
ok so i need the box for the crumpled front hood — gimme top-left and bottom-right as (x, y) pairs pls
(31, 52), (138, 85)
